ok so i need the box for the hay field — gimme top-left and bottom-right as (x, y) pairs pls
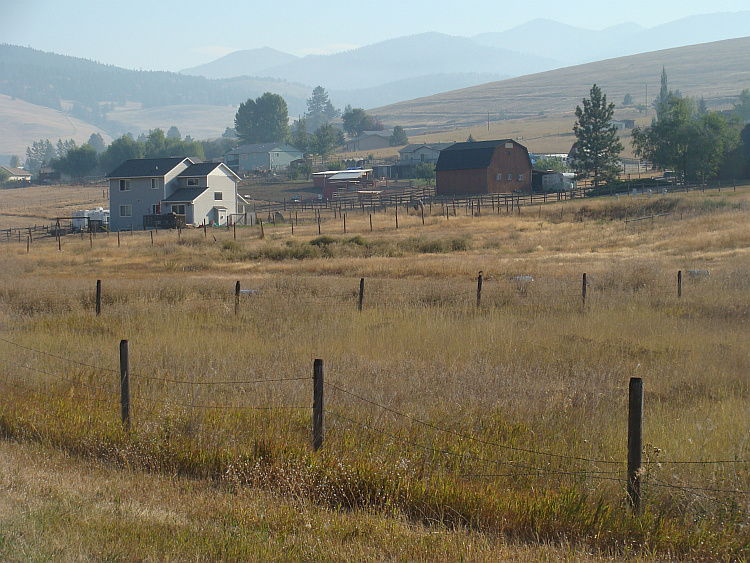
(1, 185), (750, 560)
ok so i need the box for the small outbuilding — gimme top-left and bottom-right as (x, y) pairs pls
(435, 139), (532, 196)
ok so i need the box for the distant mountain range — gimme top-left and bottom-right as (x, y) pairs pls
(1, 11), (749, 160)
(180, 12), (750, 97)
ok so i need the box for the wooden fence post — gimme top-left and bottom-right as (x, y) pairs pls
(317, 214), (321, 235)
(627, 377), (643, 514)
(582, 273), (587, 308)
(358, 277), (365, 312)
(117, 231), (120, 248)
(96, 279), (102, 316)
(677, 270), (682, 299)
(395, 205), (399, 229)
(476, 271), (483, 309)
(313, 359), (324, 451)
(260, 219), (265, 239)
(343, 213), (347, 234)
(119, 340), (131, 429)
(369, 213), (373, 232)
(151, 231), (154, 246)
(235, 280), (241, 316)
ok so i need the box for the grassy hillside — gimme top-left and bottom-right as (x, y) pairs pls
(0, 95), (112, 158)
(372, 36), (750, 132)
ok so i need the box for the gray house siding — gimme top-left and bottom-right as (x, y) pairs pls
(109, 160), (190, 231)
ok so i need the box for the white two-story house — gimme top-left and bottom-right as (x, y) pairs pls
(107, 158), (239, 231)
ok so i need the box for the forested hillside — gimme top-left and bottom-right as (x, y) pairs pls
(0, 44), (308, 134)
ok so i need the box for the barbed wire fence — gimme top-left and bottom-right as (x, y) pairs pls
(1, 321), (749, 517)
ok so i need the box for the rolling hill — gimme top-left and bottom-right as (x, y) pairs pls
(370, 36), (750, 133)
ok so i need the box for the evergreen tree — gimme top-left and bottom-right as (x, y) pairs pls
(572, 84), (624, 188)
(167, 126), (181, 140)
(734, 89), (750, 121)
(305, 86), (339, 132)
(389, 125), (409, 147)
(653, 67), (672, 121)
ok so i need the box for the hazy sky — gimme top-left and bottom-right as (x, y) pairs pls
(2, 0), (749, 71)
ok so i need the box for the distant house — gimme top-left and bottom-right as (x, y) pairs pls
(1, 166), (32, 183)
(224, 143), (303, 175)
(611, 119), (635, 130)
(435, 140), (532, 196)
(107, 157), (239, 231)
(398, 143), (454, 165)
(344, 131), (392, 152)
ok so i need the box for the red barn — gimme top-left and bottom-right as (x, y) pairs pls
(435, 139), (532, 196)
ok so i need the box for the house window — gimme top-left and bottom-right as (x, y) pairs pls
(151, 178), (158, 189)
(152, 204), (159, 214)
(496, 173), (502, 181)
(187, 178), (199, 186)
(507, 174), (513, 181)
(214, 192), (223, 201)
(119, 179), (131, 191)
(119, 205), (132, 217)
(172, 204), (186, 215)
(518, 174), (524, 181)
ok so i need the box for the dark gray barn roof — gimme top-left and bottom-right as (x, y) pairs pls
(435, 140), (519, 172)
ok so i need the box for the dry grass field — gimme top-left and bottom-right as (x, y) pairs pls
(1, 184), (750, 560)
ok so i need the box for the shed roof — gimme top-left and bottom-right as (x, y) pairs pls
(436, 140), (525, 172)
(329, 169), (372, 181)
(107, 157), (192, 178)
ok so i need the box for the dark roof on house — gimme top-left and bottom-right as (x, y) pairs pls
(1, 166), (32, 176)
(177, 162), (223, 177)
(225, 143), (302, 156)
(106, 157), (192, 178)
(162, 187), (210, 203)
(436, 140), (526, 172)
(399, 143), (454, 154)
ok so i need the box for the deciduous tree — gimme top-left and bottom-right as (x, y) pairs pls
(234, 92), (289, 144)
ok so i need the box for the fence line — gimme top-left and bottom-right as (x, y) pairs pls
(0, 338), (748, 513)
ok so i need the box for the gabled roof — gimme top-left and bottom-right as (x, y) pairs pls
(436, 140), (528, 172)
(399, 143), (454, 155)
(106, 157), (192, 179)
(1, 166), (32, 177)
(178, 162), (223, 177)
(225, 143), (302, 156)
(162, 187), (210, 203)
(348, 131), (392, 142)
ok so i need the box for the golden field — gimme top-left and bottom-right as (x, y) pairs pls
(1, 183), (750, 561)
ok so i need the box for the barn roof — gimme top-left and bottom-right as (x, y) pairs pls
(435, 140), (524, 172)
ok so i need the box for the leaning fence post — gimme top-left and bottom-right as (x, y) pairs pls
(677, 270), (682, 299)
(476, 271), (483, 309)
(96, 279), (102, 316)
(627, 377), (643, 514)
(235, 280), (241, 316)
(119, 340), (131, 429)
(582, 273), (587, 308)
(358, 277), (365, 312)
(313, 359), (324, 451)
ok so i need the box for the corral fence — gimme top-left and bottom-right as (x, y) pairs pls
(0, 178), (742, 242)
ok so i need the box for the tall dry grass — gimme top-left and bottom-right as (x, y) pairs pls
(1, 187), (750, 559)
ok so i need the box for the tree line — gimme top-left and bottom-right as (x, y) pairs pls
(232, 87), (408, 163)
(571, 69), (750, 188)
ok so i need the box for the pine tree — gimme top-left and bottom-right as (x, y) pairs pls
(572, 84), (624, 188)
